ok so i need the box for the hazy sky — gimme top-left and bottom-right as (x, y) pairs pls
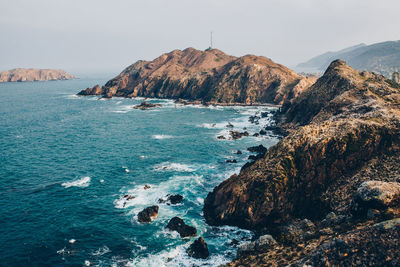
(1, 0), (400, 75)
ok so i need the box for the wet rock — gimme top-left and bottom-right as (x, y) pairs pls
(229, 239), (240, 246)
(226, 122), (234, 128)
(166, 217), (197, 238)
(261, 112), (269, 118)
(226, 159), (238, 163)
(247, 145), (267, 154)
(249, 116), (260, 124)
(235, 150), (242, 155)
(253, 133), (260, 137)
(187, 237), (209, 259)
(229, 131), (249, 140)
(144, 185), (151, 190)
(133, 101), (161, 110)
(237, 234), (277, 257)
(137, 205), (159, 223)
(123, 195), (135, 201)
(158, 194), (183, 205)
(217, 135), (226, 140)
(259, 129), (267, 135)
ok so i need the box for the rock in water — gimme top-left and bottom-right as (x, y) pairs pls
(137, 206), (159, 223)
(133, 101), (162, 110)
(166, 217), (197, 237)
(158, 194), (183, 205)
(186, 237), (209, 259)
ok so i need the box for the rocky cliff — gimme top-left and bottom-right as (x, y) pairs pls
(77, 48), (315, 105)
(0, 68), (75, 82)
(204, 60), (400, 265)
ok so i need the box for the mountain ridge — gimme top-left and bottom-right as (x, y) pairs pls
(296, 40), (400, 77)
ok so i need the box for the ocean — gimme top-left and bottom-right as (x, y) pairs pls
(0, 77), (279, 266)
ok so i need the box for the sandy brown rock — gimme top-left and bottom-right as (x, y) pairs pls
(0, 68), (75, 82)
(77, 48), (315, 104)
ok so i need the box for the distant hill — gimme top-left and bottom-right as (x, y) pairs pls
(0, 68), (76, 82)
(296, 41), (400, 77)
(78, 47), (316, 105)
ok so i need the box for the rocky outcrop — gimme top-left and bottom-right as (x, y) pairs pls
(137, 206), (159, 223)
(204, 60), (400, 265)
(77, 48), (315, 105)
(204, 60), (400, 230)
(0, 68), (75, 82)
(186, 237), (209, 259)
(165, 217), (197, 238)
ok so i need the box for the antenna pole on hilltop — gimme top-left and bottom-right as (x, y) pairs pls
(210, 31), (213, 49)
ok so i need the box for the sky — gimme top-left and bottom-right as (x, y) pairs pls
(1, 0), (400, 75)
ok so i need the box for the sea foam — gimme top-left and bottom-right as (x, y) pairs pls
(61, 176), (91, 188)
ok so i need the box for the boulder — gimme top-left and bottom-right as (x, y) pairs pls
(187, 237), (209, 259)
(237, 234), (277, 257)
(356, 181), (400, 208)
(137, 206), (159, 223)
(144, 185), (151, 190)
(166, 217), (197, 238)
(277, 219), (316, 244)
(226, 159), (238, 163)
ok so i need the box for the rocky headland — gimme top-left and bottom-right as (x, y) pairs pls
(203, 60), (400, 266)
(77, 48), (315, 105)
(0, 68), (75, 82)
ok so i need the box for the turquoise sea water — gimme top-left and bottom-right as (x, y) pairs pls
(0, 78), (279, 266)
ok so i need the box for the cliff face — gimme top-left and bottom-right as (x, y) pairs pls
(77, 48), (315, 104)
(205, 60), (400, 265)
(204, 60), (400, 229)
(0, 68), (75, 82)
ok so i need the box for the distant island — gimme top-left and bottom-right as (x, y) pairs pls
(296, 40), (400, 77)
(77, 47), (316, 105)
(0, 68), (76, 83)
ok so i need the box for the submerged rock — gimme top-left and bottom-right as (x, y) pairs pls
(186, 237), (209, 259)
(133, 101), (161, 110)
(137, 206), (159, 223)
(158, 194), (183, 205)
(166, 217), (197, 238)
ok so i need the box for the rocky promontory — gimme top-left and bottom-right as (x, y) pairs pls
(77, 48), (315, 105)
(0, 68), (75, 82)
(204, 60), (400, 265)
